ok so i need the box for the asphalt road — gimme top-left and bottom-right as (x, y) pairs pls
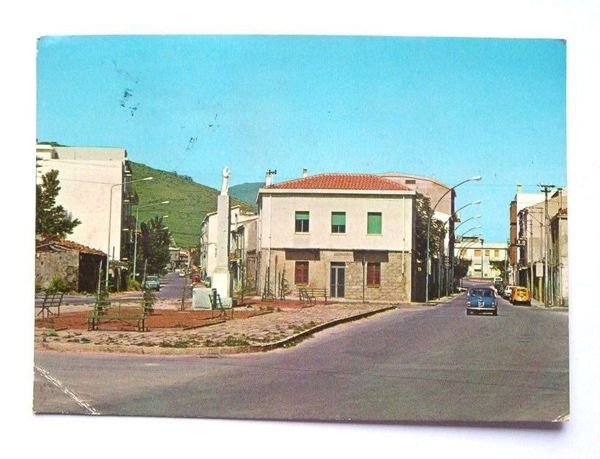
(33, 293), (568, 423)
(35, 272), (190, 306)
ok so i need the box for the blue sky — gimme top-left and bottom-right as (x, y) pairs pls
(37, 35), (566, 242)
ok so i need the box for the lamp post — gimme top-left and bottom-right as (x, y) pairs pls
(442, 201), (481, 296)
(132, 202), (169, 280)
(425, 176), (481, 303)
(454, 215), (481, 233)
(480, 238), (485, 280)
(456, 234), (481, 285)
(105, 176), (153, 290)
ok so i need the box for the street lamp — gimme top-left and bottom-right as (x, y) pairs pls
(132, 202), (169, 279)
(425, 176), (482, 303)
(444, 200), (482, 227)
(105, 176), (153, 290)
(480, 238), (485, 280)
(457, 225), (482, 240)
(454, 215), (481, 233)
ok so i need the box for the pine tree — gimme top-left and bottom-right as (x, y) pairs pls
(36, 170), (81, 238)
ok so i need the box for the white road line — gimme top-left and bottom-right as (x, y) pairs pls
(34, 365), (100, 415)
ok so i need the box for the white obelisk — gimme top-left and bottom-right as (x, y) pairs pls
(211, 166), (232, 306)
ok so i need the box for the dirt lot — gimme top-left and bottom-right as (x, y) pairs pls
(34, 297), (404, 355)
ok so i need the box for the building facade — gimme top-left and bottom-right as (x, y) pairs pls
(256, 173), (417, 302)
(455, 237), (508, 279)
(516, 188), (568, 305)
(36, 144), (134, 264)
(199, 205), (258, 295)
(508, 187), (545, 284)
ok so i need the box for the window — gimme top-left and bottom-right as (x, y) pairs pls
(367, 212), (382, 234)
(494, 249), (500, 257)
(295, 261), (309, 284)
(295, 211), (309, 233)
(331, 212), (346, 233)
(474, 249), (481, 257)
(367, 262), (381, 286)
(405, 179), (416, 184)
(485, 249), (490, 256)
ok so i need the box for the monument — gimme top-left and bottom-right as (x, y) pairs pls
(193, 167), (233, 309)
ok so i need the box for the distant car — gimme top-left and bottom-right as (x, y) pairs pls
(466, 287), (498, 316)
(511, 286), (531, 305)
(178, 270), (186, 277)
(191, 274), (201, 283)
(143, 275), (161, 291)
(503, 285), (514, 300)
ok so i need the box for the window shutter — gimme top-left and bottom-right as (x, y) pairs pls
(367, 213), (382, 234)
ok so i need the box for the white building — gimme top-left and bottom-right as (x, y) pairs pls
(36, 144), (132, 262)
(455, 237), (508, 279)
(256, 172), (417, 302)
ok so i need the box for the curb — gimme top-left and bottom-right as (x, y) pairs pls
(248, 305), (397, 352)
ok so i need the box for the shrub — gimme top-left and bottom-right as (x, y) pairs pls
(47, 275), (70, 293)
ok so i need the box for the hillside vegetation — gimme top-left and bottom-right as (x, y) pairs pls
(229, 182), (263, 207)
(130, 162), (255, 248)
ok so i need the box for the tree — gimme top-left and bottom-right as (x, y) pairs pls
(36, 170), (81, 238)
(414, 193), (446, 263)
(139, 215), (171, 275)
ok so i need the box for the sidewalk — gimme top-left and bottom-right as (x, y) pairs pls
(35, 300), (431, 356)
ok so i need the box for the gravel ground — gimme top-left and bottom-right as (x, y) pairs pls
(34, 299), (423, 355)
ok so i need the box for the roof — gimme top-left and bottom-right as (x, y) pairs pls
(266, 173), (411, 191)
(36, 235), (105, 256)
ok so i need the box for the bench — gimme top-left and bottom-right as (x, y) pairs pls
(298, 288), (328, 305)
(87, 298), (147, 332)
(36, 291), (64, 320)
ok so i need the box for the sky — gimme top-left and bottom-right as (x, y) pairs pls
(36, 35), (566, 243)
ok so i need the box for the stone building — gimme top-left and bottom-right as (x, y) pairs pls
(35, 235), (106, 292)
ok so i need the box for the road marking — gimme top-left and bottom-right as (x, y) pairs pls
(34, 365), (100, 415)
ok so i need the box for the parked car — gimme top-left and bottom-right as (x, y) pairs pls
(143, 275), (161, 291)
(503, 285), (514, 300)
(466, 287), (498, 316)
(511, 286), (531, 305)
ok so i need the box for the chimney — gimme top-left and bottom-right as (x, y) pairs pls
(302, 168), (308, 178)
(516, 184), (523, 193)
(265, 169), (277, 187)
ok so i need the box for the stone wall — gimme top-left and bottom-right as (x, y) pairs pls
(36, 250), (79, 291)
(258, 248), (412, 302)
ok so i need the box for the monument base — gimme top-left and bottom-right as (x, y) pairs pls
(211, 270), (232, 308)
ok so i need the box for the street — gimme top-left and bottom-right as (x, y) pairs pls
(34, 272), (191, 306)
(33, 292), (568, 423)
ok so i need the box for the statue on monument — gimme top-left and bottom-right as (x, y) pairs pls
(220, 167), (230, 196)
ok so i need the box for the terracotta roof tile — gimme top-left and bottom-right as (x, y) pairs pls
(268, 173), (410, 191)
(36, 235), (105, 256)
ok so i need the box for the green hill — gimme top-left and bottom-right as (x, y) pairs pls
(130, 162), (255, 248)
(229, 182), (263, 207)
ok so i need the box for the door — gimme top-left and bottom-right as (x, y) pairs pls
(330, 262), (345, 298)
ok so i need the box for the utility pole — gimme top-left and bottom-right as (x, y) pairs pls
(538, 184), (555, 307)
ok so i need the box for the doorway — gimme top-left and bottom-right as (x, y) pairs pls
(330, 262), (345, 298)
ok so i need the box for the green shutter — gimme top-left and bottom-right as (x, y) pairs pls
(367, 212), (382, 234)
(331, 212), (346, 226)
(296, 211), (309, 221)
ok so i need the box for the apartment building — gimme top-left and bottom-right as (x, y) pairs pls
(256, 172), (417, 302)
(508, 187), (545, 284)
(36, 143), (133, 264)
(455, 237), (508, 279)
